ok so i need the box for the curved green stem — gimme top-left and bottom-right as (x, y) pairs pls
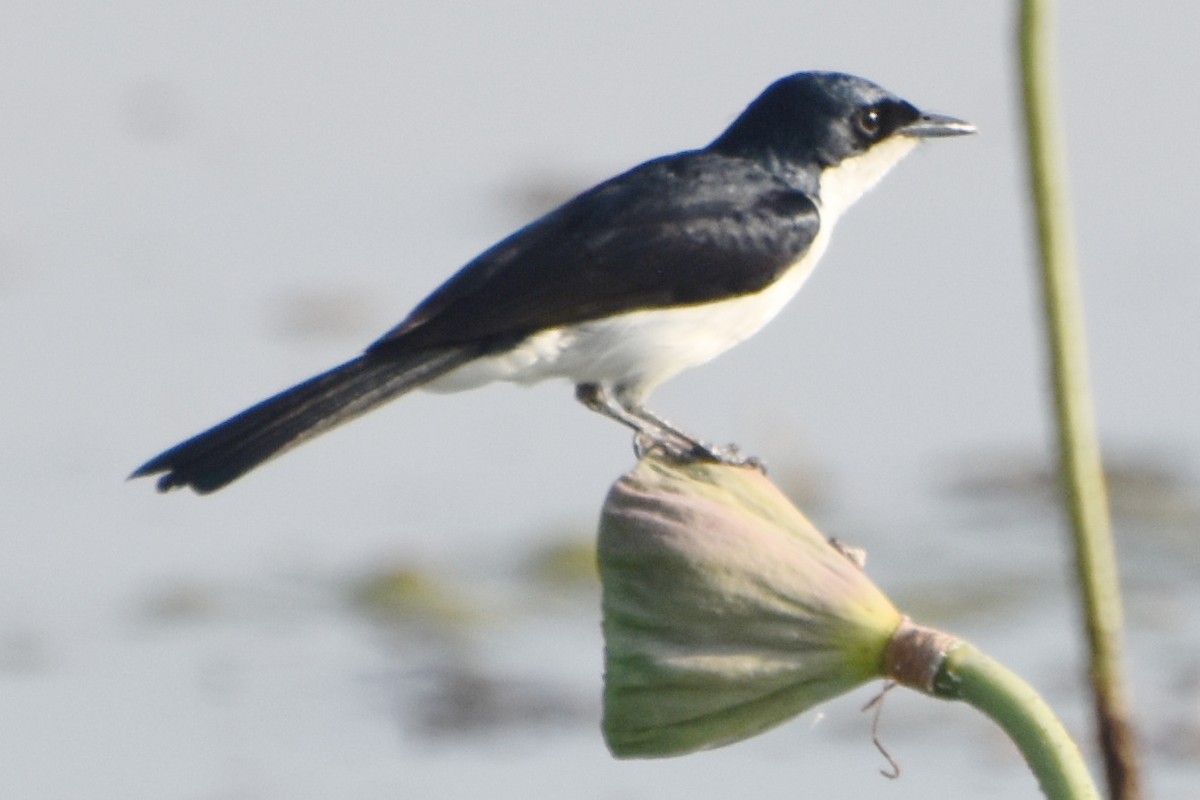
(931, 639), (1099, 800)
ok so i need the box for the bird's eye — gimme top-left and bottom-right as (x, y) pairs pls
(857, 107), (883, 137)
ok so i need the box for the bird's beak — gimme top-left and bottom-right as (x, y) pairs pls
(901, 112), (976, 138)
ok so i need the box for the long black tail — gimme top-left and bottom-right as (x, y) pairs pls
(132, 346), (479, 494)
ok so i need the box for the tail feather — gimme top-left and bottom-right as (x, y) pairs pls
(132, 346), (478, 493)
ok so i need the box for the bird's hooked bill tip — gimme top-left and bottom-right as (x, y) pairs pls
(902, 112), (977, 138)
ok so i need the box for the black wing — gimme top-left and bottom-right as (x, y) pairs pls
(368, 150), (820, 357)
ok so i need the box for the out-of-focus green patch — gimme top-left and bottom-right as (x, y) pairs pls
(521, 536), (598, 589)
(349, 564), (480, 629)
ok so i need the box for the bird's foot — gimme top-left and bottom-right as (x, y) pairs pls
(695, 441), (767, 473)
(633, 432), (766, 473)
(633, 431), (674, 460)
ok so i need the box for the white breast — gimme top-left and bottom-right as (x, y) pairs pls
(425, 135), (922, 400)
(424, 223), (832, 400)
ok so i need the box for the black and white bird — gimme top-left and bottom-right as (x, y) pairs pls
(133, 71), (974, 494)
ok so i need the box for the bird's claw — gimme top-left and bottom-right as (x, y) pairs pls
(696, 442), (767, 474)
(632, 432), (766, 473)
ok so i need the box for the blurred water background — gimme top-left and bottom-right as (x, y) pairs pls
(3, 2), (1199, 797)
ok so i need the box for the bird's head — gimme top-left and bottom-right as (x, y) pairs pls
(711, 72), (974, 218)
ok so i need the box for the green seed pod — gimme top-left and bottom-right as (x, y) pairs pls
(599, 456), (903, 758)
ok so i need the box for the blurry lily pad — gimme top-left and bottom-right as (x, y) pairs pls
(350, 564), (479, 629)
(405, 664), (594, 739)
(521, 536), (598, 589)
(942, 449), (1200, 529)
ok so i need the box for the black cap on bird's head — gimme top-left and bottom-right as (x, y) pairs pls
(711, 72), (974, 168)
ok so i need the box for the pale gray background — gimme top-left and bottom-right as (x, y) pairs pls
(3, 2), (1198, 798)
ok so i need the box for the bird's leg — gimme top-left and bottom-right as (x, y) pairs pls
(630, 403), (764, 471)
(574, 383), (763, 471)
(575, 383), (691, 458)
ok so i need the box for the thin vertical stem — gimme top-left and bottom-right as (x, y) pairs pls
(1017, 2), (1142, 798)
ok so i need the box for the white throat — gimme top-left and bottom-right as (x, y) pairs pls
(816, 135), (920, 222)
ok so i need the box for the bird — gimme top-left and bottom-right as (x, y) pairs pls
(132, 71), (974, 494)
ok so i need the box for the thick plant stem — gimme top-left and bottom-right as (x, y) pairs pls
(923, 634), (1099, 800)
(888, 620), (1099, 799)
(1017, 2), (1142, 798)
